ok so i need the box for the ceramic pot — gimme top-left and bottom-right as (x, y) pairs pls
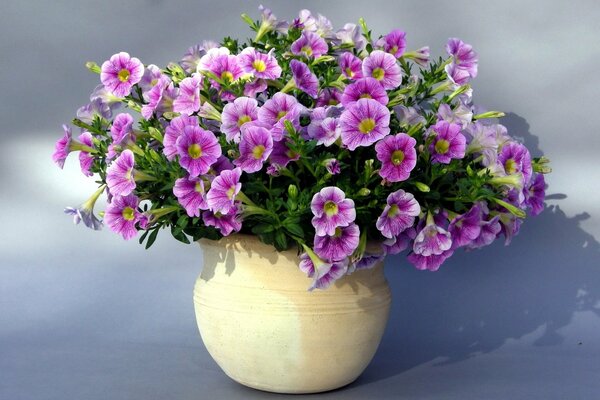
(193, 234), (391, 394)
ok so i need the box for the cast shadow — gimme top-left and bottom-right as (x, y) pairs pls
(352, 113), (600, 385)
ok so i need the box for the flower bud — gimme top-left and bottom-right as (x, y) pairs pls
(288, 184), (299, 199)
(357, 188), (371, 196)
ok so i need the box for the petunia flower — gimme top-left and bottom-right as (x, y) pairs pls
(104, 193), (142, 240)
(403, 46), (430, 67)
(375, 133), (417, 182)
(202, 206), (243, 236)
(311, 186), (356, 236)
(64, 185), (105, 230)
(338, 52), (363, 80)
(428, 120), (466, 164)
(468, 214), (502, 249)
(257, 92), (303, 141)
(110, 113), (135, 145)
(76, 98), (112, 124)
(78, 131), (95, 177)
(340, 98), (390, 150)
(448, 203), (483, 248)
(291, 31), (329, 58)
(525, 173), (546, 216)
(437, 103), (473, 128)
(173, 73), (202, 115)
(269, 139), (300, 167)
(100, 52), (144, 98)
(382, 228), (416, 255)
(445, 38), (478, 84)
(316, 88), (342, 107)
(362, 50), (402, 90)
(139, 64), (163, 94)
(314, 223), (360, 262)
(413, 214), (453, 256)
(497, 142), (533, 185)
(394, 105), (426, 126)
(325, 158), (341, 175)
(52, 125), (95, 169)
(308, 116), (340, 147)
(376, 190), (420, 239)
(106, 150), (137, 196)
(334, 23), (366, 52)
(233, 123), (274, 173)
(341, 77), (389, 107)
(141, 75), (177, 119)
(238, 47), (282, 80)
(220, 97), (259, 143)
(407, 249), (454, 272)
(173, 175), (210, 217)
(206, 167), (242, 214)
(179, 41), (218, 74)
(300, 246), (349, 291)
(176, 125), (222, 177)
(163, 115), (199, 161)
(290, 59), (319, 98)
(382, 29), (407, 58)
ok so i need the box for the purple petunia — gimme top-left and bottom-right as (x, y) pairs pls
(314, 223), (360, 262)
(338, 52), (363, 80)
(173, 176), (209, 217)
(413, 216), (453, 257)
(468, 214), (502, 249)
(234, 123), (274, 173)
(428, 120), (466, 164)
(257, 92), (303, 141)
(448, 204), (483, 248)
(310, 259), (349, 291)
(362, 50), (402, 90)
(141, 75), (177, 119)
(206, 167), (242, 214)
(445, 38), (478, 85)
(220, 97), (259, 143)
(311, 186), (356, 236)
(173, 73), (202, 115)
(100, 52), (144, 98)
(269, 139), (300, 167)
(375, 133), (417, 182)
(404, 46), (430, 67)
(110, 113), (135, 145)
(163, 115), (198, 161)
(308, 116), (340, 147)
(525, 173), (545, 216)
(76, 98), (112, 124)
(290, 59), (319, 98)
(238, 47), (282, 80)
(383, 29), (407, 58)
(407, 249), (454, 272)
(176, 125), (221, 177)
(204, 52), (243, 86)
(291, 31), (329, 58)
(340, 98), (390, 150)
(104, 194), (141, 240)
(106, 149), (137, 196)
(202, 206), (243, 236)
(78, 132), (95, 177)
(139, 64), (163, 94)
(341, 77), (389, 107)
(376, 190), (420, 239)
(497, 141), (533, 185)
(316, 88), (342, 107)
(52, 125), (73, 168)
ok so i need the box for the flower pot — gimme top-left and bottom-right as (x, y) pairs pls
(193, 234), (391, 394)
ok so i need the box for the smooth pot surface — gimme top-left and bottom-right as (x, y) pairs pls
(193, 235), (391, 394)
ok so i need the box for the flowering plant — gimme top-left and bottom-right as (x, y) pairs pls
(54, 6), (550, 290)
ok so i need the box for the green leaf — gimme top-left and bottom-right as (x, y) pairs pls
(145, 228), (160, 249)
(251, 223), (276, 234)
(138, 229), (150, 245)
(283, 223), (304, 238)
(274, 230), (288, 251)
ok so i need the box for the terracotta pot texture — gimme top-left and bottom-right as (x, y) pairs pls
(193, 234), (391, 394)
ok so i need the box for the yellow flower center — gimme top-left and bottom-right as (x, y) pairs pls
(324, 200), (339, 217)
(333, 227), (343, 238)
(372, 67), (385, 80)
(387, 204), (400, 218)
(435, 139), (450, 154)
(188, 143), (202, 159)
(345, 67), (354, 78)
(252, 59), (267, 72)
(390, 46), (398, 55)
(301, 46), (313, 56)
(150, 78), (158, 86)
(359, 93), (372, 99)
(237, 115), (252, 127)
(504, 158), (517, 174)
(194, 182), (204, 193)
(117, 68), (130, 82)
(226, 186), (236, 200)
(358, 118), (376, 134)
(276, 110), (288, 121)
(391, 150), (405, 165)
(221, 71), (234, 83)
(122, 206), (135, 221)
(252, 145), (266, 160)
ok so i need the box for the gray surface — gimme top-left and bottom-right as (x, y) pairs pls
(1, 1), (599, 399)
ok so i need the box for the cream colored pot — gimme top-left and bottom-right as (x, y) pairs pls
(193, 234), (391, 394)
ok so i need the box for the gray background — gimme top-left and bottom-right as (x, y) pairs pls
(1, 1), (599, 399)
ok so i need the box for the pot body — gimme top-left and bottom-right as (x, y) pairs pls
(193, 235), (391, 394)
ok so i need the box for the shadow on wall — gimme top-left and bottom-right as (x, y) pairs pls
(355, 113), (600, 384)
